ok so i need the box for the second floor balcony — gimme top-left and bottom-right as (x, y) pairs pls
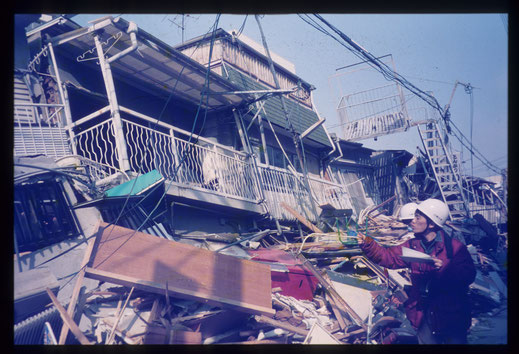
(59, 104), (355, 223)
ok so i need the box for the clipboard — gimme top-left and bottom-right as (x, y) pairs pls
(400, 247), (435, 264)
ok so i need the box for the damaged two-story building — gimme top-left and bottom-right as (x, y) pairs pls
(14, 14), (376, 244)
(13, 14), (508, 346)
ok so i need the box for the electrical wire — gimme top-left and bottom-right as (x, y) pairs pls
(301, 13), (503, 177)
(106, 14), (222, 232)
(310, 14), (444, 115)
(86, 16), (221, 267)
(236, 15), (248, 37)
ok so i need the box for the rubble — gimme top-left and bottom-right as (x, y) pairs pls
(13, 179), (508, 345)
(13, 171), (507, 346)
(12, 14), (507, 346)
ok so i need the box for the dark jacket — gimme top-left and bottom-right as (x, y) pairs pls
(360, 229), (476, 333)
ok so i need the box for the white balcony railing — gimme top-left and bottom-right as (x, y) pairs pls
(257, 163), (354, 222)
(72, 106), (260, 203)
(14, 102), (71, 158)
(70, 106), (355, 221)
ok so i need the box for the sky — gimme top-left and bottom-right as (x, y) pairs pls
(73, 14), (508, 178)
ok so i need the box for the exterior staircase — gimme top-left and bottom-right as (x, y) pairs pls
(417, 121), (470, 222)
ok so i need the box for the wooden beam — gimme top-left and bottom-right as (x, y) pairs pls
(107, 287), (135, 344)
(280, 202), (323, 233)
(58, 232), (97, 344)
(325, 293), (348, 331)
(46, 288), (93, 345)
(296, 254), (366, 330)
(254, 315), (309, 337)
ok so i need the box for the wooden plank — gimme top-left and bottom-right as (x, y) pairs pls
(85, 222), (275, 316)
(143, 298), (162, 344)
(107, 287), (135, 344)
(59, 233), (97, 344)
(297, 254), (366, 330)
(254, 315), (309, 337)
(45, 288), (93, 345)
(144, 328), (203, 344)
(325, 293), (348, 331)
(280, 202), (323, 233)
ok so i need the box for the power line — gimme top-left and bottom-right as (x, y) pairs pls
(301, 13), (503, 176)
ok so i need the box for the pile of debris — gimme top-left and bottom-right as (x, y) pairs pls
(14, 170), (507, 345)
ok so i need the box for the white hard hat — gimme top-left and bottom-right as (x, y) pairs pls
(416, 199), (450, 227)
(399, 202), (418, 221)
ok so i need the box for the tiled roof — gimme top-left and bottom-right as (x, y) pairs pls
(224, 65), (332, 148)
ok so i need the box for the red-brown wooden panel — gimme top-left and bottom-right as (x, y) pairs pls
(85, 222), (274, 316)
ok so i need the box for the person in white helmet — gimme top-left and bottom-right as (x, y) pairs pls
(357, 199), (476, 344)
(399, 202), (418, 226)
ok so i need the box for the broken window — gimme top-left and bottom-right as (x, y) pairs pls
(14, 178), (81, 252)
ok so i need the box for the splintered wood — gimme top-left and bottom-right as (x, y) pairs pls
(85, 222), (275, 316)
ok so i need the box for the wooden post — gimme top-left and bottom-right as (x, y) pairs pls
(296, 254), (366, 330)
(58, 234), (97, 344)
(254, 315), (309, 337)
(94, 35), (130, 172)
(107, 287), (135, 344)
(280, 202), (323, 234)
(46, 288), (93, 345)
(325, 293), (348, 331)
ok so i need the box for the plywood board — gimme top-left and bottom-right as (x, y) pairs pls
(85, 223), (274, 316)
(330, 280), (372, 323)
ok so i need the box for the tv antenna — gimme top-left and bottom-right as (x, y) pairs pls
(165, 14), (200, 43)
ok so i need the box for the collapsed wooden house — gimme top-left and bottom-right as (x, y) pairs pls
(13, 14), (507, 345)
(14, 15), (385, 239)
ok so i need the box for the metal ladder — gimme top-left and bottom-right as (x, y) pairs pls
(417, 121), (470, 222)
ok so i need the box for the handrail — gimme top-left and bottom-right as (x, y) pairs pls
(118, 105), (247, 157)
(67, 104), (247, 158)
(65, 105), (111, 130)
(14, 102), (66, 108)
(121, 118), (247, 164)
(68, 104), (354, 220)
(257, 162), (345, 189)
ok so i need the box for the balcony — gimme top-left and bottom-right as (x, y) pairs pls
(66, 106), (353, 222)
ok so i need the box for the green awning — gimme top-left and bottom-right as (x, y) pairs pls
(105, 169), (164, 197)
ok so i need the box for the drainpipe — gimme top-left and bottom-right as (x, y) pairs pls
(257, 114), (270, 165)
(310, 90), (336, 160)
(310, 90), (340, 178)
(329, 135), (343, 165)
(93, 21), (138, 172)
(106, 20), (139, 64)
(233, 108), (269, 215)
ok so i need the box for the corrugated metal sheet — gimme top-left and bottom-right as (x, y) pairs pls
(14, 126), (72, 158)
(224, 65), (331, 148)
(14, 76), (37, 123)
(52, 17), (247, 111)
(14, 306), (63, 345)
